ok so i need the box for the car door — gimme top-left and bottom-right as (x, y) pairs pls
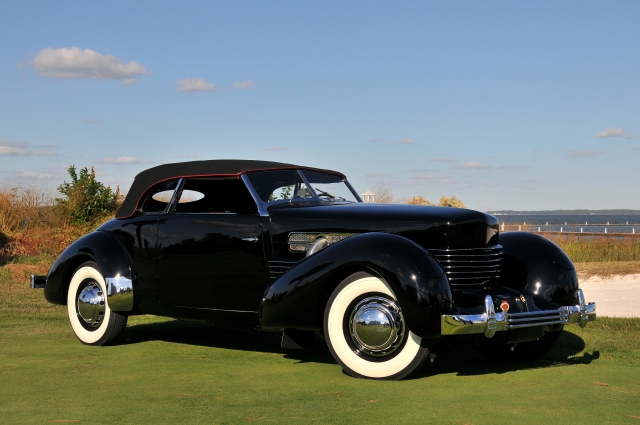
(156, 177), (268, 312)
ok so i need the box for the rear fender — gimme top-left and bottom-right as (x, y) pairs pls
(500, 232), (579, 306)
(260, 232), (453, 338)
(44, 231), (135, 312)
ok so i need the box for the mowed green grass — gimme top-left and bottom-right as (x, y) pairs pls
(1, 259), (640, 424)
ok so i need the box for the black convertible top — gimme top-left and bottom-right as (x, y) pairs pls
(116, 159), (344, 218)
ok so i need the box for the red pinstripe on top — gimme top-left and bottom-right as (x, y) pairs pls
(116, 165), (344, 219)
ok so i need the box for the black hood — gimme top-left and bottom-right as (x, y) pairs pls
(268, 203), (499, 252)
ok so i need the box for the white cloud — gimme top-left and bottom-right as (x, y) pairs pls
(264, 146), (288, 151)
(0, 141), (56, 156)
(398, 139), (414, 144)
(233, 80), (255, 90)
(411, 173), (436, 179)
(13, 171), (57, 180)
(595, 128), (636, 139)
(177, 78), (215, 93)
(98, 156), (145, 164)
(430, 157), (457, 162)
(457, 162), (489, 169)
(1, 141), (28, 148)
(410, 173), (436, 184)
(85, 119), (101, 124)
(568, 150), (605, 158)
(30, 47), (149, 83)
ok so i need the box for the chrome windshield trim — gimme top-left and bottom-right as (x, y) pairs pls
(105, 276), (133, 311)
(240, 174), (269, 217)
(344, 179), (363, 202)
(297, 169), (319, 198)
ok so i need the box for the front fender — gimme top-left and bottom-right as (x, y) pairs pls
(44, 230), (135, 311)
(260, 232), (453, 338)
(500, 232), (579, 306)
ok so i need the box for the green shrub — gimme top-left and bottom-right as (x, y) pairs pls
(56, 166), (120, 225)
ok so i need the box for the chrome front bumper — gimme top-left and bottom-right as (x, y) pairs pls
(441, 288), (596, 337)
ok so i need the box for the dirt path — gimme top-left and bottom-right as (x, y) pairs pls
(580, 274), (640, 317)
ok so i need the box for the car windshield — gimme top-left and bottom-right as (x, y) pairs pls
(246, 170), (359, 204)
(300, 170), (359, 202)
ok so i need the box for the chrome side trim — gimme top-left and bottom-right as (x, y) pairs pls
(105, 276), (133, 311)
(441, 289), (596, 336)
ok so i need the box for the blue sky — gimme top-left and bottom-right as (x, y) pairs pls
(1, 1), (638, 211)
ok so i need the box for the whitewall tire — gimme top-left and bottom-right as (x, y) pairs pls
(66, 261), (127, 345)
(323, 272), (429, 379)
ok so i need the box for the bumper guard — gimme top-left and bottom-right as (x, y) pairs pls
(441, 288), (596, 337)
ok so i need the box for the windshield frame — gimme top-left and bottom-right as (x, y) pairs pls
(242, 168), (362, 213)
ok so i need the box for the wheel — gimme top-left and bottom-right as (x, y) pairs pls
(479, 328), (563, 361)
(323, 272), (429, 380)
(66, 261), (128, 345)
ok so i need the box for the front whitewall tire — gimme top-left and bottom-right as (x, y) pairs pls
(66, 261), (127, 345)
(324, 273), (429, 379)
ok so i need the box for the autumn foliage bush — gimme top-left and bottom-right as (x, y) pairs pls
(0, 166), (121, 262)
(407, 194), (467, 208)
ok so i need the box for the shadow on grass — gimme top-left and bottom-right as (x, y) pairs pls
(119, 320), (598, 377)
(119, 319), (336, 365)
(412, 330), (599, 380)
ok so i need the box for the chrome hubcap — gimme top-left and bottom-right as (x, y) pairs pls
(348, 296), (405, 357)
(77, 281), (105, 328)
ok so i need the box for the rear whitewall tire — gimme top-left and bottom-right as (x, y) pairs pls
(324, 272), (429, 380)
(66, 261), (127, 346)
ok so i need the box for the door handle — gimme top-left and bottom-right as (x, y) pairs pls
(242, 237), (259, 243)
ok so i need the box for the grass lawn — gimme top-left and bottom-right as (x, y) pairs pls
(1, 259), (639, 424)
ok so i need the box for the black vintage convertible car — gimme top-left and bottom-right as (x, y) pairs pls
(31, 160), (596, 379)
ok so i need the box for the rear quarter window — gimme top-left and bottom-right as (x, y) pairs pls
(141, 180), (180, 214)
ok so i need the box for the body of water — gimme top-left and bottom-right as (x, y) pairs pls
(491, 214), (640, 234)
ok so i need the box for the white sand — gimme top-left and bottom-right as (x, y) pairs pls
(580, 274), (640, 318)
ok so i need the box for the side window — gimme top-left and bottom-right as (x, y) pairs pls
(174, 177), (257, 214)
(140, 180), (179, 214)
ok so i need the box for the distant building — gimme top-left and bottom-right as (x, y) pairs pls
(362, 191), (376, 203)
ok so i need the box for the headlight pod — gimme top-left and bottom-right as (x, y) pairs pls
(549, 248), (574, 270)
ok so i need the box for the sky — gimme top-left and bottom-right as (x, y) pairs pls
(1, 1), (639, 211)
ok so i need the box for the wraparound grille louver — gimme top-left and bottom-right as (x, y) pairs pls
(429, 246), (503, 286)
(268, 260), (298, 281)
